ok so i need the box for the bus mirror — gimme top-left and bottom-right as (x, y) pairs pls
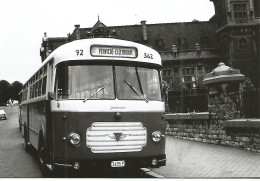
(48, 92), (56, 100)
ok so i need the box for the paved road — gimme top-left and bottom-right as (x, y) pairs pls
(2, 106), (260, 178)
(0, 106), (42, 178)
(152, 136), (260, 178)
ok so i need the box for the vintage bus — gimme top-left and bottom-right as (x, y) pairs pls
(20, 38), (166, 176)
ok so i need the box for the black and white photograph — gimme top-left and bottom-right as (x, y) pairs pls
(0, 0), (259, 178)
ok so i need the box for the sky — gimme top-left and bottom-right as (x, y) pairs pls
(0, 0), (214, 84)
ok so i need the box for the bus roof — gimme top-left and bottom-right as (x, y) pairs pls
(24, 38), (162, 85)
(45, 38), (162, 66)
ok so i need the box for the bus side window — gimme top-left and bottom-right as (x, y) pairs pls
(42, 76), (47, 95)
(32, 84), (35, 98)
(35, 81), (38, 98)
(30, 85), (33, 99)
(38, 79), (42, 96)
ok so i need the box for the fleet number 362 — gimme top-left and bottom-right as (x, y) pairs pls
(144, 53), (153, 59)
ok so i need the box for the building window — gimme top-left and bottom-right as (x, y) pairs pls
(200, 36), (210, 48)
(233, 3), (248, 23)
(239, 37), (248, 49)
(156, 38), (164, 47)
(178, 38), (187, 49)
(181, 67), (197, 89)
(166, 67), (208, 113)
(254, 0), (260, 17)
(162, 69), (173, 87)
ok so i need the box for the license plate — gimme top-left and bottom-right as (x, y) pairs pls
(111, 160), (125, 168)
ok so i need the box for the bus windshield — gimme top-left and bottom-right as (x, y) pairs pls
(115, 66), (161, 101)
(56, 63), (162, 101)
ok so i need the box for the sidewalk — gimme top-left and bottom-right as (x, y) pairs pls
(152, 136), (260, 178)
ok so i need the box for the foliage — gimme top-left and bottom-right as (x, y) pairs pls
(10, 81), (23, 102)
(241, 77), (256, 92)
(0, 80), (11, 105)
(0, 80), (23, 105)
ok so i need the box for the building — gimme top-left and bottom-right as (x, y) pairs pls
(40, 0), (260, 115)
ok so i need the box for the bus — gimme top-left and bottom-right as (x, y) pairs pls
(20, 38), (166, 176)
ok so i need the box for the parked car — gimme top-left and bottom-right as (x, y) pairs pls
(0, 110), (7, 120)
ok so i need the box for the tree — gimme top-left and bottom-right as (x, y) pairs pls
(0, 80), (11, 105)
(10, 81), (23, 102)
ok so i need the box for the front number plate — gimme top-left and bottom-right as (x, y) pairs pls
(111, 160), (125, 168)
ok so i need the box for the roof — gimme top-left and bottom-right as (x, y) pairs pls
(91, 20), (106, 30)
(70, 21), (217, 51)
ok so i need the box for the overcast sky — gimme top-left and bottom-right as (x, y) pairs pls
(0, 0), (214, 84)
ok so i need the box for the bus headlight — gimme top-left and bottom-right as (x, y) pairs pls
(151, 158), (158, 166)
(151, 131), (163, 143)
(69, 133), (81, 145)
(73, 162), (80, 170)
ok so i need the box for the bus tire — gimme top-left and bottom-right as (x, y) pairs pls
(23, 124), (31, 152)
(38, 135), (46, 174)
(38, 134), (53, 177)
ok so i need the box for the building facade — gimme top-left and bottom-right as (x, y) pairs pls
(40, 0), (260, 115)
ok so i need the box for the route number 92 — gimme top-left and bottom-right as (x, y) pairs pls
(144, 53), (153, 59)
(76, 49), (84, 56)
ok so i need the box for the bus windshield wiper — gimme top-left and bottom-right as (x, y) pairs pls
(124, 80), (148, 103)
(83, 84), (109, 102)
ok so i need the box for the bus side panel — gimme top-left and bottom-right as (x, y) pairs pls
(28, 100), (47, 150)
(45, 100), (53, 163)
(21, 104), (28, 136)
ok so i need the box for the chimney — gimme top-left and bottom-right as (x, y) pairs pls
(75, 24), (81, 40)
(43, 32), (48, 41)
(195, 43), (201, 57)
(172, 44), (178, 58)
(140, 21), (148, 42)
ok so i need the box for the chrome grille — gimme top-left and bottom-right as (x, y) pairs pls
(86, 122), (147, 153)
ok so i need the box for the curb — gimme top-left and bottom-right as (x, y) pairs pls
(140, 168), (165, 178)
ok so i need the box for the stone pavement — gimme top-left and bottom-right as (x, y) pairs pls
(152, 136), (260, 178)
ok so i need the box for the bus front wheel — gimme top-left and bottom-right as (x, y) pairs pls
(38, 135), (53, 177)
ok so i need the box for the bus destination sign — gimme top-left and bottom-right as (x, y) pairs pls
(91, 45), (137, 58)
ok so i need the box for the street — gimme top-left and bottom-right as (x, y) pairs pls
(152, 136), (260, 178)
(0, 106), (42, 177)
(1, 106), (260, 178)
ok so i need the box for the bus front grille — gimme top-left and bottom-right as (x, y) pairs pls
(86, 122), (147, 153)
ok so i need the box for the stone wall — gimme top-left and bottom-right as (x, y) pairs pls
(165, 117), (260, 153)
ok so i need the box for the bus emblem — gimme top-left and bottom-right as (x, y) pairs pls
(108, 133), (127, 142)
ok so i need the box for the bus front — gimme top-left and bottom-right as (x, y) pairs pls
(50, 39), (166, 173)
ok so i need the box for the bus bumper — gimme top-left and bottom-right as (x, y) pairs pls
(53, 154), (166, 170)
